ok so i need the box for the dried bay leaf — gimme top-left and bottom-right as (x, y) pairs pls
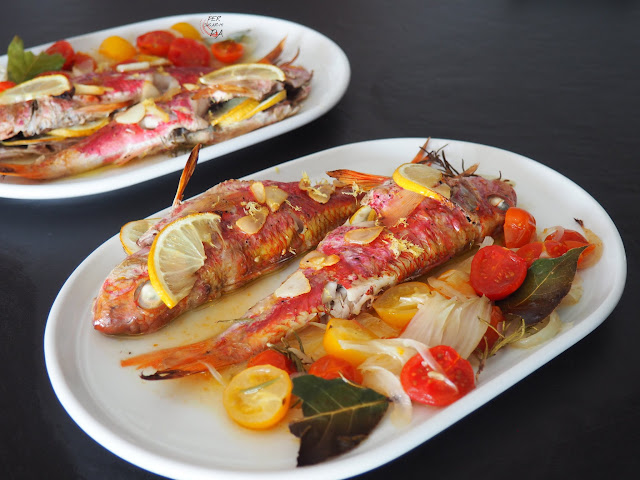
(498, 246), (587, 325)
(289, 375), (389, 466)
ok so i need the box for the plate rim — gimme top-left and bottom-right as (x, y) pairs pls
(0, 12), (350, 200)
(44, 137), (627, 480)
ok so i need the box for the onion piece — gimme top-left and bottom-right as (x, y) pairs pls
(511, 311), (562, 349)
(359, 364), (412, 426)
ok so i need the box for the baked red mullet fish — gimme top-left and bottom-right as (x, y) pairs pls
(121, 145), (517, 378)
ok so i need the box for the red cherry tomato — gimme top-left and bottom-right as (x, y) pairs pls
(211, 40), (244, 64)
(544, 227), (594, 269)
(246, 349), (296, 375)
(168, 37), (210, 67)
(308, 355), (363, 384)
(0, 81), (16, 93)
(516, 240), (568, 267)
(475, 305), (505, 353)
(503, 207), (537, 248)
(470, 245), (527, 300)
(71, 52), (97, 73)
(136, 30), (176, 57)
(45, 40), (75, 70)
(400, 345), (475, 406)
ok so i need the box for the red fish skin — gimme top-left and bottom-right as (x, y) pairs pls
(122, 173), (517, 378)
(93, 179), (362, 335)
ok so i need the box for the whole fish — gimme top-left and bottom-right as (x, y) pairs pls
(121, 148), (517, 378)
(93, 174), (362, 335)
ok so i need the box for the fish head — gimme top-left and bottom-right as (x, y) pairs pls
(92, 248), (173, 335)
(448, 175), (517, 235)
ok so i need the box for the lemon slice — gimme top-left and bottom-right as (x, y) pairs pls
(215, 90), (287, 127)
(119, 218), (161, 255)
(1, 136), (66, 146)
(148, 212), (221, 308)
(0, 74), (72, 105)
(200, 63), (285, 86)
(48, 118), (109, 138)
(392, 163), (450, 201)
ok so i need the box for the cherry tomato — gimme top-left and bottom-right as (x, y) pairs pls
(400, 345), (475, 406)
(470, 245), (527, 300)
(246, 349), (296, 375)
(71, 52), (97, 73)
(545, 227), (595, 269)
(503, 207), (537, 248)
(516, 240), (568, 267)
(308, 355), (363, 384)
(475, 305), (505, 353)
(45, 40), (75, 70)
(136, 30), (176, 57)
(0, 81), (16, 93)
(168, 37), (210, 67)
(211, 40), (244, 64)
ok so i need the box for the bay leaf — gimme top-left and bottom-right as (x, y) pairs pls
(497, 246), (586, 325)
(7, 36), (65, 84)
(289, 375), (389, 466)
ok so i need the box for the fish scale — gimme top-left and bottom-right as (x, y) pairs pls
(121, 171), (518, 379)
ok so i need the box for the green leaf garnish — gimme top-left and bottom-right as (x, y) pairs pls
(289, 375), (389, 466)
(7, 36), (65, 84)
(497, 246), (587, 325)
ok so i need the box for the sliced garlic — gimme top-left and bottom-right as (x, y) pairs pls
(142, 99), (170, 122)
(250, 181), (266, 203)
(307, 183), (335, 204)
(275, 271), (311, 298)
(299, 250), (340, 270)
(345, 226), (385, 245)
(73, 83), (113, 95)
(235, 204), (269, 234)
(140, 80), (160, 100)
(265, 185), (288, 212)
(114, 102), (146, 124)
(116, 61), (151, 72)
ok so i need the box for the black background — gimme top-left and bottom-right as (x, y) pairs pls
(1, 1), (638, 479)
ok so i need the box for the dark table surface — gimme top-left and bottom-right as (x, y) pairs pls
(1, 1), (638, 479)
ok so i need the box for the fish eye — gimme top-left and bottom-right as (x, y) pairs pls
(488, 195), (510, 211)
(135, 281), (164, 309)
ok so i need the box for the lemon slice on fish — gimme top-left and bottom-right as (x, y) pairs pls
(215, 90), (287, 126)
(48, 118), (109, 138)
(0, 74), (72, 105)
(199, 63), (285, 86)
(392, 163), (451, 201)
(148, 212), (222, 308)
(119, 218), (161, 255)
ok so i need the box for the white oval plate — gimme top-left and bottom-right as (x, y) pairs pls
(0, 13), (350, 199)
(44, 138), (626, 480)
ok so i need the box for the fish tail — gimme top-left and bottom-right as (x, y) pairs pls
(326, 169), (389, 190)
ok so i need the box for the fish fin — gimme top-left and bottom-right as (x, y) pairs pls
(326, 169), (389, 191)
(172, 143), (200, 209)
(411, 138), (432, 163)
(259, 37), (286, 64)
(0, 159), (39, 178)
(379, 189), (426, 227)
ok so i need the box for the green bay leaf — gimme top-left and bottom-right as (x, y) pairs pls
(497, 246), (586, 325)
(7, 35), (65, 84)
(289, 375), (389, 466)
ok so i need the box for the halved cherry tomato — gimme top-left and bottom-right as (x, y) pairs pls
(246, 349), (296, 375)
(308, 355), (363, 384)
(211, 40), (244, 64)
(45, 40), (75, 70)
(545, 227), (595, 268)
(516, 240), (568, 267)
(400, 345), (475, 406)
(504, 207), (537, 248)
(470, 245), (527, 300)
(168, 37), (210, 67)
(136, 30), (176, 57)
(475, 305), (505, 353)
(71, 52), (97, 73)
(0, 81), (16, 93)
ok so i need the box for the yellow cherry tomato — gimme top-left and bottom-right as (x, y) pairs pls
(322, 318), (378, 366)
(372, 282), (432, 330)
(98, 35), (137, 62)
(223, 365), (292, 430)
(171, 22), (202, 40)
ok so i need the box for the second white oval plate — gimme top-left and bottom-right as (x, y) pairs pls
(44, 138), (626, 480)
(0, 13), (350, 199)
